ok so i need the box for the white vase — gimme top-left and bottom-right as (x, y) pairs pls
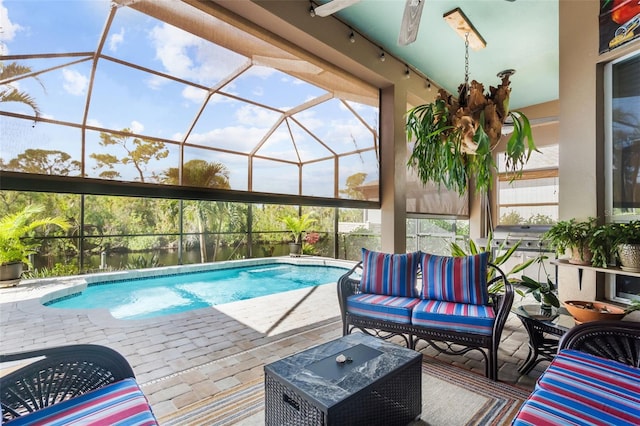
(617, 243), (640, 272)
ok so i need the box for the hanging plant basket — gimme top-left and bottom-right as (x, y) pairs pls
(406, 71), (538, 195)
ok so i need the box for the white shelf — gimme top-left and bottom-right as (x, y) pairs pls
(551, 259), (640, 278)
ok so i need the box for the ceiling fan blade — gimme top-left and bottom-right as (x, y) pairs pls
(398, 0), (426, 46)
(314, 0), (361, 17)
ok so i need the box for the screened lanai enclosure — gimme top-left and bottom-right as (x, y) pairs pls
(0, 0), (466, 274)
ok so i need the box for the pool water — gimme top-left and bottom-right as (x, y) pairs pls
(46, 263), (348, 320)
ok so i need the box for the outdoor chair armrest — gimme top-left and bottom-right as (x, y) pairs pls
(337, 261), (363, 320)
(558, 320), (640, 367)
(1, 344), (135, 422)
(487, 262), (514, 338)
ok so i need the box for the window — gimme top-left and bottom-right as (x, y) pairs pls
(496, 145), (559, 225)
(605, 49), (640, 221)
(605, 48), (640, 303)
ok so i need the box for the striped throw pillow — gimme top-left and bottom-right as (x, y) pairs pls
(360, 249), (421, 297)
(420, 252), (489, 305)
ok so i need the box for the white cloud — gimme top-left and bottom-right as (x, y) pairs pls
(188, 126), (266, 152)
(0, 0), (23, 48)
(252, 86), (264, 97)
(130, 120), (144, 134)
(86, 118), (103, 128)
(62, 69), (88, 96)
(182, 85), (207, 104)
(235, 104), (280, 126)
(148, 23), (248, 88)
(145, 75), (165, 90)
(109, 27), (125, 52)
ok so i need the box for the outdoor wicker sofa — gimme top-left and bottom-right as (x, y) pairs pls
(513, 320), (640, 425)
(337, 249), (513, 381)
(0, 344), (158, 425)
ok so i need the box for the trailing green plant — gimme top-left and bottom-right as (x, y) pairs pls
(612, 220), (640, 245)
(589, 222), (620, 268)
(280, 213), (317, 244)
(542, 217), (598, 262)
(0, 205), (70, 268)
(406, 76), (537, 196)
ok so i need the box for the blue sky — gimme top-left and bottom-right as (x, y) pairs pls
(1, 0), (380, 197)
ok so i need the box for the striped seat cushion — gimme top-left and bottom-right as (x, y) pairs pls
(359, 249), (421, 297)
(410, 299), (495, 336)
(346, 293), (420, 324)
(420, 252), (489, 305)
(7, 378), (158, 426)
(513, 350), (640, 425)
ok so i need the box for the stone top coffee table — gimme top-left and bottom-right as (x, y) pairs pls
(264, 332), (422, 425)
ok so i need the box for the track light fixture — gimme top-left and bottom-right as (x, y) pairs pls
(349, 31), (355, 43)
(309, 1), (315, 17)
(426, 80), (432, 91)
(379, 50), (385, 62)
(404, 65), (410, 79)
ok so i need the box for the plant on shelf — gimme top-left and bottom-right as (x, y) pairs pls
(589, 222), (620, 268)
(280, 213), (316, 257)
(542, 218), (598, 265)
(612, 220), (640, 272)
(0, 204), (70, 282)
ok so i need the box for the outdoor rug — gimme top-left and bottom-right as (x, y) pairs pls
(159, 356), (532, 426)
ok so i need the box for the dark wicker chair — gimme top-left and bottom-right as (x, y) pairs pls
(337, 261), (513, 381)
(559, 319), (640, 366)
(1, 344), (136, 423)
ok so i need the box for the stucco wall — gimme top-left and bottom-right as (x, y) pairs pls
(558, 0), (640, 302)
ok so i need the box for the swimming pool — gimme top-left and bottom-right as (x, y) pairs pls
(44, 259), (352, 320)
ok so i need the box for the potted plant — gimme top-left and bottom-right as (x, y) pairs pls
(612, 220), (640, 271)
(0, 205), (70, 283)
(406, 72), (538, 196)
(280, 213), (316, 257)
(518, 275), (560, 309)
(589, 222), (620, 268)
(542, 218), (598, 265)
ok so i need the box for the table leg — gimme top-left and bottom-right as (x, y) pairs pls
(517, 317), (560, 375)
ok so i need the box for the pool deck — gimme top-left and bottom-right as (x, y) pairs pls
(1, 257), (547, 423)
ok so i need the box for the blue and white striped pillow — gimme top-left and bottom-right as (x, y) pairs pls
(360, 248), (421, 297)
(420, 252), (489, 305)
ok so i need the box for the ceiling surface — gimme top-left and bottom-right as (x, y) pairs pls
(313, 0), (559, 109)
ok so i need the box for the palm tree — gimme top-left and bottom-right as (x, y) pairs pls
(0, 62), (42, 118)
(163, 160), (231, 262)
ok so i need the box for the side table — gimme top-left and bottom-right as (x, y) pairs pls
(513, 304), (575, 375)
(264, 333), (422, 425)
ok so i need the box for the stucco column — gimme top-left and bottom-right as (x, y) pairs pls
(380, 85), (407, 253)
(557, 0), (600, 301)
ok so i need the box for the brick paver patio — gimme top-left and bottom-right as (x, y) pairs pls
(0, 271), (546, 420)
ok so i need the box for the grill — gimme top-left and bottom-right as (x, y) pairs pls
(489, 225), (556, 284)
